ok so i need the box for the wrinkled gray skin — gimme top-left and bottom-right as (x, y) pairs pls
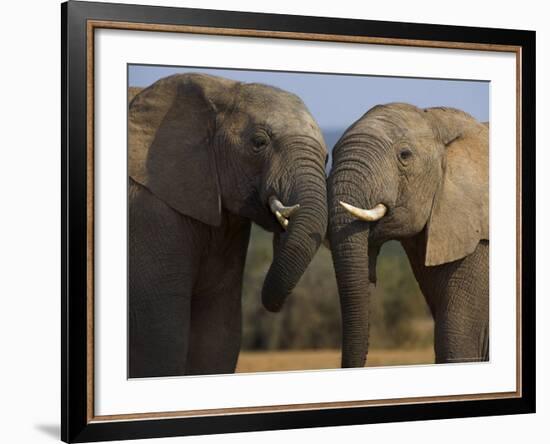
(129, 73), (328, 377)
(328, 103), (489, 367)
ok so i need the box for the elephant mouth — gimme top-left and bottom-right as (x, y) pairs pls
(338, 200), (400, 244)
(239, 193), (285, 232)
(268, 195), (300, 230)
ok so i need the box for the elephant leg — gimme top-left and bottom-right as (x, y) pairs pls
(433, 243), (489, 363)
(128, 180), (201, 378)
(185, 220), (251, 376)
(434, 311), (489, 363)
(185, 282), (243, 375)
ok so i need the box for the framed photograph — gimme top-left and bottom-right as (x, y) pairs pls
(62, 1), (535, 442)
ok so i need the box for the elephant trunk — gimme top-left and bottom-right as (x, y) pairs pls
(328, 139), (387, 367)
(261, 151), (328, 312)
(329, 196), (372, 367)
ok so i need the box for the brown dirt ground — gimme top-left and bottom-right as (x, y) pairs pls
(236, 348), (435, 373)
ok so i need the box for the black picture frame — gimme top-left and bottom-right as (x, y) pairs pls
(61, 1), (536, 442)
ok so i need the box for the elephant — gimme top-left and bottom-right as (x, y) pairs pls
(128, 73), (328, 378)
(328, 103), (489, 367)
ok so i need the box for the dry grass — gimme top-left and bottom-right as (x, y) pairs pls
(236, 348), (435, 373)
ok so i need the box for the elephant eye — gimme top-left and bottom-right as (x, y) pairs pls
(399, 148), (413, 163)
(251, 132), (270, 152)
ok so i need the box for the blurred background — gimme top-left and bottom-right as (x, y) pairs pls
(129, 65), (489, 373)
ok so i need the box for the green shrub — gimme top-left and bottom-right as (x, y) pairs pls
(241, 225), (433, 351)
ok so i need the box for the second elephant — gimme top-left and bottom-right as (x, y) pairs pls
(129, 73), (328, 377)
(328, 103), (489, 367)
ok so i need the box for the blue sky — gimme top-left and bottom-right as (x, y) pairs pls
(129, 64), (489, 147)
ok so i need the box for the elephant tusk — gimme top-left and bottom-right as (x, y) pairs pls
(339, 201), (387, 222)
(275, 211), (289, 229)
(269, 196), (299, 229)
(269, 196), (300, 217)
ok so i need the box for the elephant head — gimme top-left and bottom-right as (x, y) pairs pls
(129, 73), (328, 312)
(328, 103), (488, 367)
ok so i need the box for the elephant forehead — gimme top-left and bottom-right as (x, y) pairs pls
(240, 84), (310, 117)
(224, 106), (320, 138)
(354, 112), (433, 143)
(271, 108), (321, 135)
(361, 103), (426, 129)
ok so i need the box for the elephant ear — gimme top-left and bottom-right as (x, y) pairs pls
(129, 74), (234, 226)
(424, 108), (489, 266)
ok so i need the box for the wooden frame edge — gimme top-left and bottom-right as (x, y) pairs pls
(84, 18), (525, 425)
(89, 19), (521, 52)
(86, 19), (95, 423)
(90, 391), (519, 423)
(515, 46), (523, 398)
